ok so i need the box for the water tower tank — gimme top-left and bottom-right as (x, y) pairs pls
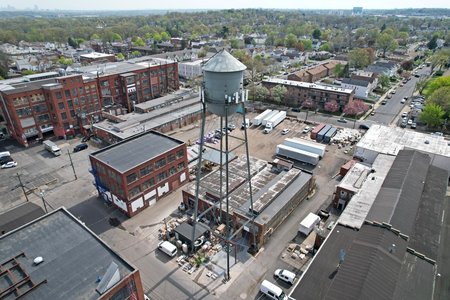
(202, 50), (247, 116)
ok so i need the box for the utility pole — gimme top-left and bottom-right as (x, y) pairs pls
(39, 191), (48, 213)
(16, 173), (29, 202)
(67, 150), (77, 180)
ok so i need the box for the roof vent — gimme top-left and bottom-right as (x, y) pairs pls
(33, 256), (44, 265)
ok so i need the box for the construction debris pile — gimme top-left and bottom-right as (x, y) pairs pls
(330, 128), (362, 148)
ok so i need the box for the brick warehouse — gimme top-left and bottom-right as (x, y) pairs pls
(262, 78), (354, 110)
(89, 130), (188, 217)
(0, 58), (178, 147)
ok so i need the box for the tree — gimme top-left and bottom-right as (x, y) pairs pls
(312, 29), (321, 39)
(111, 33), (122, 42)
(285, 33), (298, 48)
(419, 104), (445, 128)
(301, 39), (312, 51)
(68, 37), (78, 48)
(378, 74), (390, 89)
(427, 35), (438, 50)
(427, 86), (450, 115)
(230, 39), (241, 49)
(319, 42), (333, 52)
(90, 33), (100, 40)
(400, 60), (414, 71)
(430, 49), (450, 72)
(397, 31), (409, 46)
(253, 86), (269, 101)
(132, 37), (145, 47)
(220, 26), (229, 39)
(131, 50), (141, 57)
(333, 63), (348, 78)
(58, 57), (73, 66)
(348, 48), (370, 69)
(424, 76), (450, 97)
(116, 53), (125, 60)
(272, 85), (288, 103)
(376, 33), (397, 57)
(343, 100), (369, 116)
(0, 50), (9, 79)
(324, 100), (339, 113)
(160, 31), (170, 41)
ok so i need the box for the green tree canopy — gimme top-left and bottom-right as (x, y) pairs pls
(419, 103), (445, 128)
(333, 63), (347, 78)
(348, 48), (370, 69)
(427, 86), (450, 115)
(253, 86), (269, 101)
(132, 37), (145, 47)
(272, 85), (288, 103)
(423, 76), (450, 97)
(111, 33), (122, 42)
(378, 74), (391, 89)
(116, 53), (125, 60)
(376, 32), (398, 57)
(285, 33), (298, 48)
(301, 39), (312, 51)
(312, 29), (321, 39)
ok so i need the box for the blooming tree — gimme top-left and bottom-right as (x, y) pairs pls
(302, 99), (314, 109)
(324, 100), (339, 113)
(343, 100), (369, 116)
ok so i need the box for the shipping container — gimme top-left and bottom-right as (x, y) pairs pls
(264, 111), (287, 133)
(283, 138), (326, 157)
(261, 110), (280, 126)
(276, 144), (320, 165)
(252, 109), (272, 126)
(310, 123), (326, 140)
(316, 124), (332, 142)
(323, 127), (337, 143)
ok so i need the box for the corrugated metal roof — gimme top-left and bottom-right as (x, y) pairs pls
(202, 50), (246, 73)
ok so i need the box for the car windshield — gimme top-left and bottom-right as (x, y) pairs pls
(278, 292), (286, 300)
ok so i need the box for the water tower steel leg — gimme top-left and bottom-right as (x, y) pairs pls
(219, 116), (224, 223)
(225, 105), (231, 281)
(191, 99), (207, 252)
(242, 104), (257, 251)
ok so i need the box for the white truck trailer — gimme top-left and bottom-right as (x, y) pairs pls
(261, 110), (279, 127)
(43, 140), (61, 156)
(298, 212), (321, 236)
(264, 111), (287, 133)
(252, 109), (272, 126)
(276, 144), (320, 165)
(283, 138), (326, 157)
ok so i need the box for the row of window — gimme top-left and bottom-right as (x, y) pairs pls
(126, 160), (185, 185)
(128, 162), (185, 199)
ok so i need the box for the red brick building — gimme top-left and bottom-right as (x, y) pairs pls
(0, 59), (179, 146)
(262, 78), (354, 110)
(89, 130), (188, 217)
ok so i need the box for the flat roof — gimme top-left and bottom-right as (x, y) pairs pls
(134, 89), (198, 111)
(0, 208), (135, 300)
(263, 78), (354, 94)
(91, 130), (183, 173)
(94, 98), (201, 140)
(338, 155), (395, 229)
(80, 52), (114, 59)
(0, 202), (45, 235)
(336, 162), (372, 194)
(356, 124), (450, 158)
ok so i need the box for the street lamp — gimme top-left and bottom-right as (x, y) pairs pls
(39, 191), (48, 213)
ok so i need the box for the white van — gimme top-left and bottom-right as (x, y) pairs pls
(274, 269), (296, 284)
(260, 280), (288, 300)
(158, 241), (177, 257)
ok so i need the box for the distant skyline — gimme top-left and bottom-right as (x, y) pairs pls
(1, 0), (450, 11)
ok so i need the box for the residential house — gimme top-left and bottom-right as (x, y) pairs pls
(341, 78), (371, 99)
(366, 60), (398, 77)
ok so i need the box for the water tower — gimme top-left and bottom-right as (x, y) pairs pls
(191, 50), (255, 281)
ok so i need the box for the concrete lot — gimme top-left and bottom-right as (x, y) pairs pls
(0, 110), (356, 300)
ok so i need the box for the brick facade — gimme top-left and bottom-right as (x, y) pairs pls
(0, 61), (179, 147)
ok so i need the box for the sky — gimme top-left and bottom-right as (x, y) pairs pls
(1, 0), (449, 11)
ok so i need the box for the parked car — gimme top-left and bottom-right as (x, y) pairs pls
(370, 111), (375, 116)
(274, 269), (296, 285)
(407, 119), (413, 125)
(73, 143), (88, 152)
(411, 123), (417, 129)
(0, 156), (13, 164)
(381, 100), (387, 105)
(1, 161), (17, 169)
(227, 123), (236, 130)
(337, 118), (347, 123)
(292, 108), (301, 112)
(302, 126), (311, 134)
(359, 124), (370, 130)
(401, 112), (408, 118)
(281, 128), (290, 135)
